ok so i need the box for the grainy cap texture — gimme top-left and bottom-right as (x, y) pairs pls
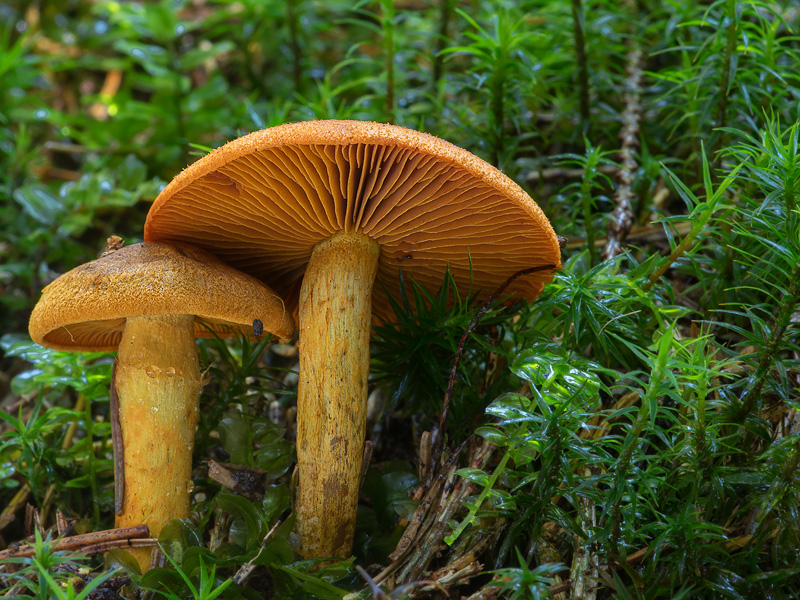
(144, 120), (562, 313)
(29, 242), (295, 352)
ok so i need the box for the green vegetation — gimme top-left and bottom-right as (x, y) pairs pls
(1, 0), (799, 597)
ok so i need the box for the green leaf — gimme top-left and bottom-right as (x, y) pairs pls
(475, 425), (509, 446)
(13, 184), (63, 225)
(215, 493), (265, 551)
(261, 485), (290, 524)
(273, 564), (350, 600)
(158, 518), (203, 566)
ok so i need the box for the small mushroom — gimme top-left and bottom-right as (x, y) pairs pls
(144, 120), (562, 558)
(28, 241), (294, 572)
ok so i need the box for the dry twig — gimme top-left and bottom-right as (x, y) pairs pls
(377, 438), (497, 592)
(231, 519), (282, 587)
(0, 525), (151, 563)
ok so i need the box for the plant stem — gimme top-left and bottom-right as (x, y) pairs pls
(570, 467), (598, 599)
(429, 263), (557, 483)
(444, 451), (510, 545)
(287, 1), (303, 94)
(83, 395), (100, 524)
(431, 0), (453, 89)
(643, 228), (696, 292)
(713, 0), (738, 168)
(571, 0), (590, 136)
(608, 393), (647, 556)
(581, 170), (597, 267)
(738, 264), (800, 421)
(167, 39), (187, 149)
(383, 0), (395, 123)
(490, 34), (506, 167)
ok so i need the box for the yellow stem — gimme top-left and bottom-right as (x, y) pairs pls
(296, 232), (380, 558)
(114, 314), (201, 572)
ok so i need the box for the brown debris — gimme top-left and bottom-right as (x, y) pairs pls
(99, 236), (125, 258)
(207, 460), (269, 501)
(375, 438), (495, 590)
(0, 524), (152, 564)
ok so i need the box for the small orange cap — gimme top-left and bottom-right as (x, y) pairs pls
(29, 242), (295, 352)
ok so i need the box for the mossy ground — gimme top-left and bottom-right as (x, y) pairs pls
(1, 1), (799, 598)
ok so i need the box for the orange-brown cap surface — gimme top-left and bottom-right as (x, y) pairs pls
(29, 242), (295, 352)
(144, 120), (561, 314)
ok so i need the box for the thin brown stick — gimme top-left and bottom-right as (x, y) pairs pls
(0, 488), (30, 533)
(429, 264), (557, 484)
(110, 361), (124, 516)
(232, 519), (282, 586)
(0, 525), (150, 561)
(74, 537), (158, 557)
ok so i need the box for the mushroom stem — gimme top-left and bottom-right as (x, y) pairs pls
(296, 231), (380, 558)
(114, 314), (201, 572)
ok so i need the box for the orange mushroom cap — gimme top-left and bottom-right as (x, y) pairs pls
(144, 120), (561, 315)
(29, 241), (295, 352)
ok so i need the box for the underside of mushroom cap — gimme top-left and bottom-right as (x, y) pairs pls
(144, 120), (561, 317)
(29, 242), (295, 352)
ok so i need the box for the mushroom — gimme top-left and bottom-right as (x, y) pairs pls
(143, 120), (562, 558)
(28, 241), (294, 572)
